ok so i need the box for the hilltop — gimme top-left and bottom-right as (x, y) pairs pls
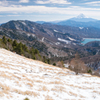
(0, 48), (100, 100)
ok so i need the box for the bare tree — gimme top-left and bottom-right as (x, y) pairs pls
(57, 61), (64, 68)
(70, 53), (87, 74)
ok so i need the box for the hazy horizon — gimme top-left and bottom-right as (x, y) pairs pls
(0, 0), (100, 23)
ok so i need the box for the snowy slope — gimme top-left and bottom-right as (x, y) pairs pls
(0, 48), (100, 100)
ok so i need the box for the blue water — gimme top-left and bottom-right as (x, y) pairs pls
(81, 38), (100, 45)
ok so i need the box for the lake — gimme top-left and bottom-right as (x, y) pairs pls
(81, 38), (100, 45)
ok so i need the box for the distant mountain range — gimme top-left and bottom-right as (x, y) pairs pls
(36, 14), (100, 29)
(67, 14), (97, 22)
(0, 20), (79, 58)
(1, 19), (100, 69)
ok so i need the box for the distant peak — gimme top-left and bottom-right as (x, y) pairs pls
(76, 14), (87, 18)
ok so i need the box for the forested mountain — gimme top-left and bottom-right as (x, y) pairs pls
(1, 20), (100, 73)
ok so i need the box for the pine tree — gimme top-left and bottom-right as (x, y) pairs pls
(17, 42), (24, 55)
(12, 40), (18, 48)
(47, 59), (50, 64)
(2, 36), (7, 44)
(34, 49), (39, 54)
(22, 44), (28, 52)
(53, 63), (56, 66)
(7, 39), (12, 43)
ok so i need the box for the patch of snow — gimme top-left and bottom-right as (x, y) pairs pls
(55, 42), (60, 45)
(64, 64), (69, 68)
(73, 43), (76, 45)
(64, 45), (67, 47)
(42, 37), (44, 42)
(15, 25), (20, 30)
(68, 37), (75, 41)
(0, 48), (100, 100)
(79, 27), (84, 29)
(32, 27), (35, 30)
(21, 22), (26, 26)
(27, 34), (31, 37)
(58, 38), (71, 44)
(31, 34), (35, 37)
(27, 34), (35, 37)
(54, 29), (59, 32)
(76, 14), (88, 18)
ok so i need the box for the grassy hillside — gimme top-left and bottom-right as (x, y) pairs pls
(0, 48), (100, 100)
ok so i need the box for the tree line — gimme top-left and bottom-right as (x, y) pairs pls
(0, 36), (50, 64)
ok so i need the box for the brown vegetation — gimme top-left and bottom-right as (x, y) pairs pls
(69, 53), (88, 74)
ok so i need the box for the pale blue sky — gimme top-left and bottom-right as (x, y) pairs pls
(0, 0), (100, 23)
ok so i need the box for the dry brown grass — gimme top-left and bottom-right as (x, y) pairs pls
(0, 83), (11, 95)
(1, 48), (100, 100)
(51, 86), (66, 93)
(51, 88), (58, 92)
(22, 74), (26, 78)
(13, 88), (23, 94)
(79, 95), (86, 98)
(83, 81), (91, 84)
(35, 80), (43, 83)
(57, 71), (69, 76)
(93, 90), (100, 95)
(66, 83), (93, 90)
(58, 86), (66, 92)
(0, 71), (12, 80)
(0, 83), (10, 91)
(40, 76), (45, 80)
(49, 80), (63, 85)
(27, 82), (33, 87)
(13, 88), (38, 97)
(54, 77), (61, 80)
(43, 67), (54, 71)
(42, 86), (48, 91)
(0, 61), (3, 64)
(45, 95), (54, 100)
(54, 81), (63, 85)
(14, 80), (22, 87)
(68, 91), (77, 97)
(38, 86), (48, 92)
(0, 91), (4, 97)
(25, 77), (34, 83)
(49, 81), (55, 84)
(0, 60), (20, 70)
(24, 91), (37, 97)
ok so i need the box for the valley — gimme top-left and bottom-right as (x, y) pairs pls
(81, 38), (100, 45)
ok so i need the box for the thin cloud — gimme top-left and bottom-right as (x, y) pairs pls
(0, 5), (100, 15)
(0, 0), (9, 6)
(36, 0), (71, 4)
(19, 0), (29, 3)
(85, 1), (100, 6)
(7, 15), (21, 17)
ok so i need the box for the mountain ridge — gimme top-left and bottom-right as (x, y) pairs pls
(1, 20), (100, 71)
(36, 14), (100, 29)
(70, 14), (97, 22)
(52, 14), (100, 28)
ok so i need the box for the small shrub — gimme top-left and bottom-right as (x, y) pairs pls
(87, 69), (92, 74)
(24, 97), (29, 100)
(53, 63), (56, 66)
